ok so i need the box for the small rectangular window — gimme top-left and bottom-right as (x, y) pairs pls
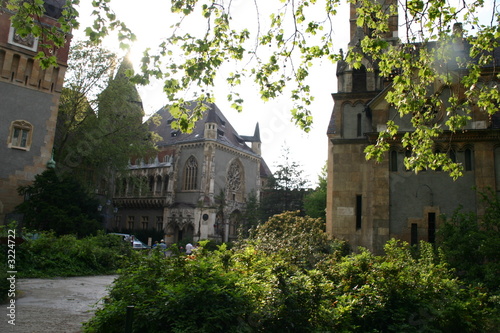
(411, 223), (418, 246)
(465, 149), (473, 171)
(8, 120), (33, 150)
(428, 213), (436, 244)
(114, 216), (121, 229)
(356, 113), (362, 137)
(156, 216), (163, 231)
(127, 216), (135, 230)
(356, 195), (362, 230)
(390, 150), (398, 172)
(141, 216), (149, 230)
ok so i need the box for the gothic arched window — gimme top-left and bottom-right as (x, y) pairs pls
(227, 160), (244, 202)
(465, 148), (474, 171)
(184, 156), (198, 190)
(155, 175), (162, 194)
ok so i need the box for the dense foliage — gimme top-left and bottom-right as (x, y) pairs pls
(54, 41), (158, 190)
(84, 213), (497, 332)
(303, 164), (327, 220)
(260, 147), (309, 220)
(243, 211), (346, 268)
(438, 190), (500, 293)
(0, 228), (134, 301)
(16, 169), (103, 237)
(14, 232), (133, 278)
(8, 1), (498, 175)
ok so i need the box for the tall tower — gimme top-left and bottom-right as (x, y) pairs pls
(0, 2), (72, 223)
(326, 0), (398, 253)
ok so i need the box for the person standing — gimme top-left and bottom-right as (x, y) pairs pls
(185, 242), (193, 255)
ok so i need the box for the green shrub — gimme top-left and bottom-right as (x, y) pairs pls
(84, 247), (254, 333)
(438, 190), (500, 293)
(242, 211), (348, 268)
(316, 240), (493, 332)
(15, 231), (133, 278)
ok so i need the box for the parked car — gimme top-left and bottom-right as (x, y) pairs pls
(132, 239), (151, 249)
(109, 233), (150, 249)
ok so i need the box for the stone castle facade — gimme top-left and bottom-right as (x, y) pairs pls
(326, 1), (500, 253)
(0, 1), (71, 223)
(111, 103), (271, 245)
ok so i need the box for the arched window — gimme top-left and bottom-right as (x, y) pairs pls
(149, 176), (155, 194)
(155, 175), (162, 194)
(163, 175), (170, 195)
(184, 156), (198, 190)
(449, 149), (457, 163)
(464, 148), (473, 171)
(356, 113), (362, 137)
(227, 160), (244, 202)
(8, 120), (33, 150)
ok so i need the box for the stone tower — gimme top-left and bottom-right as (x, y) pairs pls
(326, 0), (500, 254)
(0, 2), (72, 223)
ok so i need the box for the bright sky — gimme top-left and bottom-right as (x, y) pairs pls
(72, 0), (351, 187)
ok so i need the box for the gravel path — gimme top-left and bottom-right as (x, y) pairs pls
(1, 275), (117, 333)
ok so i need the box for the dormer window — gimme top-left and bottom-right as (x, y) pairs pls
(217, 116), (226, 127)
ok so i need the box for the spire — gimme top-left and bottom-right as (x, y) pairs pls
(115, 53), (134, 80)
(206, 106), (217, 124)
(251, 123), (261, 155)
(253, 123), (261, 142)
(98, 53), (144, 121)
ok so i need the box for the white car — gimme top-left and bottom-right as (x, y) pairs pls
(132, 239), (150, 249)
(109, 233), (150, 249)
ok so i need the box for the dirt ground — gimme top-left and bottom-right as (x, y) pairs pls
(1, 275), (117, 333)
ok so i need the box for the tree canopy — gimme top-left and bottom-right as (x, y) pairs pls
(54, 41), (158, 186)
(16, 169), (103, 236)
(6, 0), (500, 177)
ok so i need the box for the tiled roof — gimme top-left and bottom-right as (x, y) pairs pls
(148, 101), (257, 156)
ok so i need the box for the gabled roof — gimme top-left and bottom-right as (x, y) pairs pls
(148, 101), (257, 156)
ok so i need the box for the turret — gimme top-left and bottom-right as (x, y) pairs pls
(251, 123), (261, 155)
(241, 123), (261, 155)
(204, 107), (218, 139)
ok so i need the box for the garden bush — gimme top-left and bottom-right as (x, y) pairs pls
(84, 245), (254, 333)
(15, 231), (133, 278)
(83, 212), (497, 332)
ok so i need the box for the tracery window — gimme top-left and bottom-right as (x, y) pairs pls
(227, 161), (242, 193)
(183, 156), (198, 190)
(227, 160), (243, 202)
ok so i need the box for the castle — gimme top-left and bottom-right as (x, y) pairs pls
(0, 1), (71, 223)
(326, 1), (500, 253)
